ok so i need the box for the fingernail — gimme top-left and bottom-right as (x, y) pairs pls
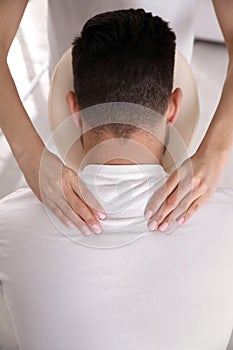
(66, 221), (75, 229)
(82, 226), (91, 236)
(159, 222), (169, 232)
(97, 212), (106, 220)
(92, 224), (102, 235)
(178, 217), (185, 225)
(145, 210), (153, 220)
(148, 220), (158, 231)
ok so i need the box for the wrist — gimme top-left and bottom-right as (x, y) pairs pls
(196, 140), (230, 167)
(16, 137), (45, 171)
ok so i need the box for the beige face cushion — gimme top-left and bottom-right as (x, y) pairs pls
(48, 48), (199, 173)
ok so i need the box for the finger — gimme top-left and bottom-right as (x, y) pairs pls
(144, 169), (179, 220)
(71, 175), (106, 220)
(147, 177), (193, 232)
(52, 197), (100, 236)
(63, 187), (103, 235)
(146, 165), (205, 232)
(46, 199), (73, 228)
(155, 190), (197, 232)
(157, 194), (209, 233)
(181, 196), (210, 224)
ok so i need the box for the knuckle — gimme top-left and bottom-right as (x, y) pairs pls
(45, 186), (54, 197)
(76, 201), (87, 213)
(81, 189), (91, 203)
(199, 181), (208, 193)
(192, 177), (198, 188)
(72, 200), (82, 212)
(62, 183), (71, 197)
(166, 195), (177, 209)
(192, 174), (204, 189)
(49, 177), (61, 190)
(42, 179), (57, 195)
(180, 201), (189, 212)
(180, 195), (191, 210)
(61, 202), (71, 215)
(86, 218), (97, 226)
(54, 178), (61, 189)
(158, 187), (167, 199)
(192, 202), (200, 211)
(71, 175), (79, 189)
(192, 175), (209, 194)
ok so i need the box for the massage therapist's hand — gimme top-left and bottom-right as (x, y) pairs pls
(23, 149), (106, 236)
(0, 1), (105, 237)
(144, 0), (233, 232)
(145, 148), (229, 232)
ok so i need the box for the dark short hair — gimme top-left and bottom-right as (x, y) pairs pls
(72, 8), (176, 138)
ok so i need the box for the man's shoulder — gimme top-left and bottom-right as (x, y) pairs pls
(0, 188), (46, 226)
(188, 187), (233, 230)
(208, 187), (233, 206)
(0, 188), (62, 242)
(0, 188), (41, 210)
(196, 187), (233, 219)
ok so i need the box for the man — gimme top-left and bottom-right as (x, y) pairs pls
(0, 9), (233, 350)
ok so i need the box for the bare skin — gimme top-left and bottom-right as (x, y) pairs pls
(0, 0), (105, 236)
(145, 0), (233, 231)
(0, 1), (232, 233)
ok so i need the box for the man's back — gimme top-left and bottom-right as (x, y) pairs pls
(0, 164), (233, 350)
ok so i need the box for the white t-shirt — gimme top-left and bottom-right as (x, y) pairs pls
(0, 163), (233, 350)
(47, 0), (196, 75)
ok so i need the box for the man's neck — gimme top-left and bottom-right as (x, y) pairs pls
(80, 136), (164, 168)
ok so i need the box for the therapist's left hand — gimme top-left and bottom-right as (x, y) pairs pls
(144, 148), (229, 232)
(25, 148), (106, 235)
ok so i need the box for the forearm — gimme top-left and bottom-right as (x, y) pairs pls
(0, 46), (45, 168)
(0, 0), (28, 54)
(198, 58), (233, 162)
(199, 0), (233, 163)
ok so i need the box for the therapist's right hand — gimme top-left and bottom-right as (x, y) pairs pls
(0, 1), (106, 237)
(24, 149), (106, 236)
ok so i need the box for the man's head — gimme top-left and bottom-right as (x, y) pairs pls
(66, 8), (182, 164)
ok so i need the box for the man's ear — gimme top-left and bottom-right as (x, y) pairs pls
(66, 91), (82, 128)
(165, 88), (183, 125)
